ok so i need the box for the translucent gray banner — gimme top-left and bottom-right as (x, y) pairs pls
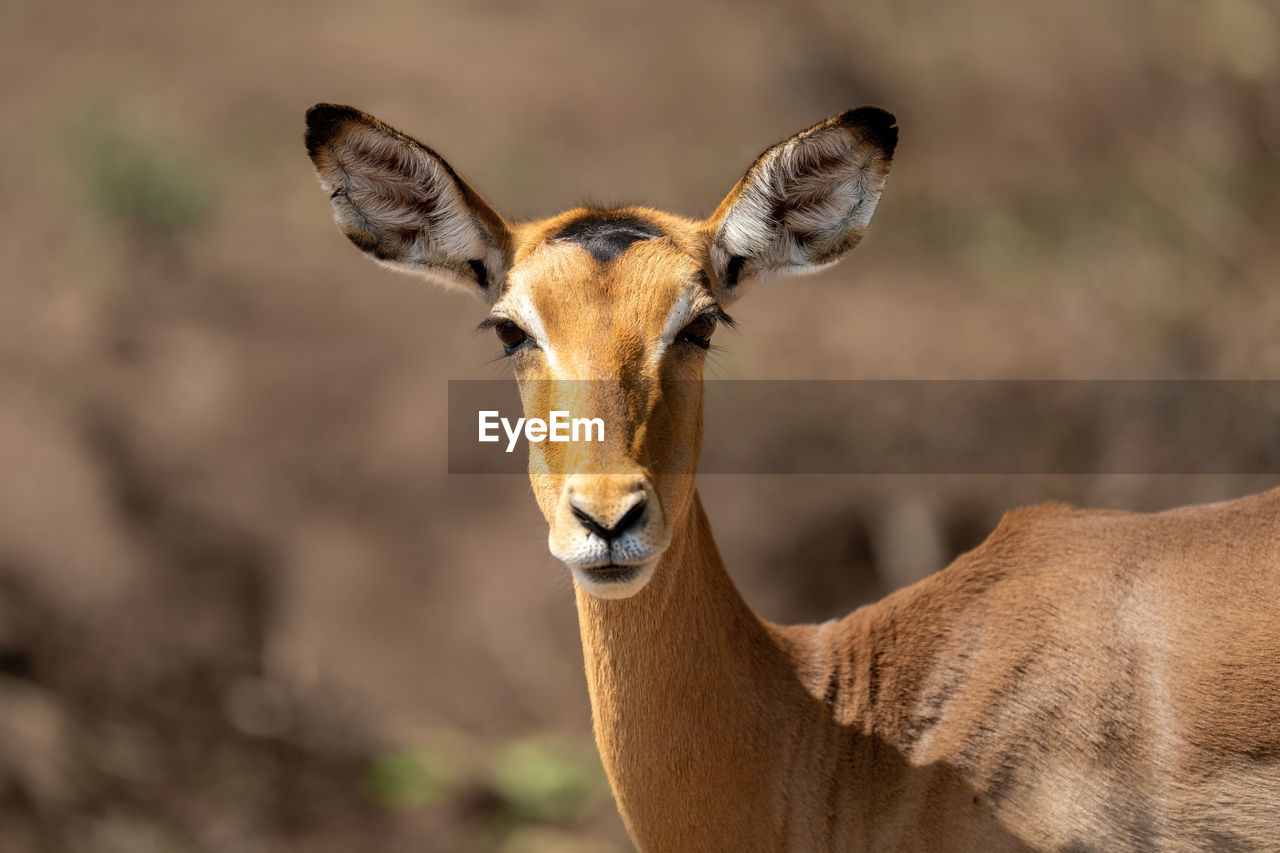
(448, 380), (1280, 475)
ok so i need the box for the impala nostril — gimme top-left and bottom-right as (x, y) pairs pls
(615, 499), (646, 534)
(569, 496), (647, 543)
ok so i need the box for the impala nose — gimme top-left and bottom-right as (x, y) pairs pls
(569, 494), (647, 543)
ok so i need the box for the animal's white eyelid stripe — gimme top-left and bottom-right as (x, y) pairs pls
(650, 290), (719, 368)
(660, 290), (697, 344)
(494, 292), (558, 370)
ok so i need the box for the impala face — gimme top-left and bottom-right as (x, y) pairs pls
(306, 104), (896, 598)
(490, 221), (718, 596)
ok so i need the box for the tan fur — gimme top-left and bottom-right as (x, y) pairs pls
(306, 105), (1280, 851)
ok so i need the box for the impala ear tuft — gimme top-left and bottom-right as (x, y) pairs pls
(304, 103), (365, 160)
(304, 103), (512, 302)
(707, 107), (897, 301)
(839, 106), (898, 163)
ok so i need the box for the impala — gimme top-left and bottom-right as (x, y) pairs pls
(305, 103), (1280, 851)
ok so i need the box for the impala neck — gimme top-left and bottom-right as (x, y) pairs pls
(575, 490), (866, 850)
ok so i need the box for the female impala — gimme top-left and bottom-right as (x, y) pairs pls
(305, 104), (1280, 851)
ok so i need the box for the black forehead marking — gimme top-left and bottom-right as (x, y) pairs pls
(552, 211), (666, 264)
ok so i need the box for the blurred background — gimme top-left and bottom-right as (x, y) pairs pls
(1, 0), (1278, 850)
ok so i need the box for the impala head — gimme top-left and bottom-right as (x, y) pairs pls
(305, 104), (896, 598)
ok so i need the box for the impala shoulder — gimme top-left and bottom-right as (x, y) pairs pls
(988, 500), (1082, 537)
(969, 501), (1097, 564)
(935, 500), (1144, 594)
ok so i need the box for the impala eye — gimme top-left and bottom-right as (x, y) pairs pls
(677, 314), (718, 350)
(493, 319), (529, 354)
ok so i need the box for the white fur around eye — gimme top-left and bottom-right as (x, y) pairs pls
(660, 290), (697, 345)
(491, 275), (559, 371)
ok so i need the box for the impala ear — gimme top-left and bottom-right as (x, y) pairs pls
(706, 107), (897, 301)
(305, 104), (512, 302)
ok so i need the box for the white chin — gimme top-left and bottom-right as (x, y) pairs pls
(569, 558), (659, 599)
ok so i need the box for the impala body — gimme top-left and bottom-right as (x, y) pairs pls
(305, 103), (1280, 851)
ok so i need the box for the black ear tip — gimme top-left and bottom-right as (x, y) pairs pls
(840, 107), (899, 160)
(305, 103), (365, 155)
